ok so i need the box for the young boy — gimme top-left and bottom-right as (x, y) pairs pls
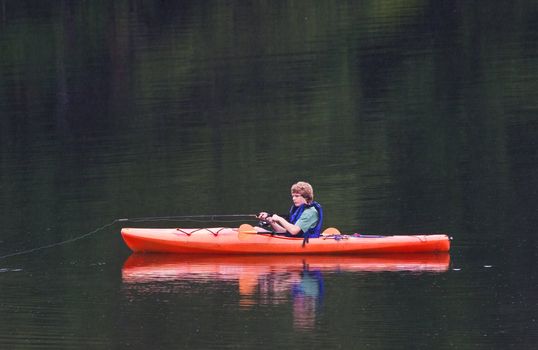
(258, 181), (323, 238)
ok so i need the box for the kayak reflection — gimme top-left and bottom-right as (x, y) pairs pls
(122, 254), (449, 330)
(122, 253), (451, 282)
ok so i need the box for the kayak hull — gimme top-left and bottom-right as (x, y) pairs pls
(121, 227), (450, 254)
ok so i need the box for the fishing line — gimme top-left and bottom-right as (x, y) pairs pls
(0, 214), (258, 260)
(0, 220), (120, 260)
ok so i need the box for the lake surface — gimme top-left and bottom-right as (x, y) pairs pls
(1, 1), (537, 349)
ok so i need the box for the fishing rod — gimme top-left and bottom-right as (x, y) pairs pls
(121, 214), (259, 223)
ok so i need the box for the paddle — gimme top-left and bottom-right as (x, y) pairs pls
(241, 224), (341, 236)
(322, 227), (341, 235)
(321, 227), (349, 241)
(237, 223), (274, 240)
(238, 224), (258, 235)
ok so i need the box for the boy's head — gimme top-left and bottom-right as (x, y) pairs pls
(291, 181), (314, 204)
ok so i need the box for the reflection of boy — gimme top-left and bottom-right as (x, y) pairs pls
(293, 270), (324, 299)
(292, 269), (324, 330)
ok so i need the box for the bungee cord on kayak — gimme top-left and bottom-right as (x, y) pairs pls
(0, 214), (259, 260)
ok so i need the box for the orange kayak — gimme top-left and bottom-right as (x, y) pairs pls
(121, 226), (450, 254)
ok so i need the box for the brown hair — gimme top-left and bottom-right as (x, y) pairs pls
(291, 181), (314, 204)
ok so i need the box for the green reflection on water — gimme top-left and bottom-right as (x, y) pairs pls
(0, 1), (537, 348)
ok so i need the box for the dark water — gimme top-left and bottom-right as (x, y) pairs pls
(1, 1), (537, 348)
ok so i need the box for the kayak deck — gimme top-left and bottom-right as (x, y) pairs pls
(121, 227), (451, 255)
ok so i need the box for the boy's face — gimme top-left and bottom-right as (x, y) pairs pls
(291, 192), (307, 207)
